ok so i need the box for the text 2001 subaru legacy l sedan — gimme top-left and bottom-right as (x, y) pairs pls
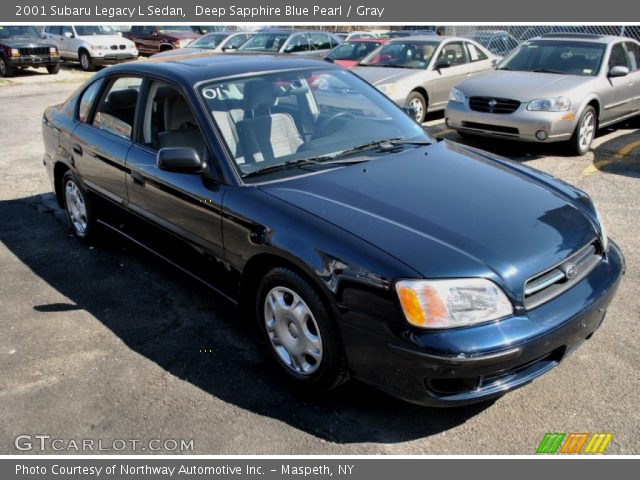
(42, 54), (623, 406)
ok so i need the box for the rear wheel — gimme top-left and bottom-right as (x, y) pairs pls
(62, 171), (94, 239)
(406, 91), (427, 123)
(568, 106), (596, 156)
(256, 268), (349, 392)
(0, 56), (16, 77)
(79, 51), (95, 72)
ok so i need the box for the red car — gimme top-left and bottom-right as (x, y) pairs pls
(324, 38), (389, 69)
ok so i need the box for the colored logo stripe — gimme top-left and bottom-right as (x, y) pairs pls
(559, 433), (589, 454)
(584, 433), (613, 454)
(537, 433), (566, 454)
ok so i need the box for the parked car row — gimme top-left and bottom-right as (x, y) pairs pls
(0, 26), (60, 77)
(326, 33), (640, 154)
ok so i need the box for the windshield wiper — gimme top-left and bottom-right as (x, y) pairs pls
(242, 138), (432, 178)
(532, 68), (565, 74)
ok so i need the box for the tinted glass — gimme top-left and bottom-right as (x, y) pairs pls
(360, 41), (439, 69)
(327, 41), (384, 61)
(93, 77), (142, 139)
(78, 81), (103, 123)
(609, 43), (631, 69)
(190, 33), (229, 48)
(199, 67), (429, 180)
(0, 26), (39, 39)
(438, 42), (468, 65)
(499, 40), (606, 76)
(238, 33), (291, 52)
(75, 25), (116, 36)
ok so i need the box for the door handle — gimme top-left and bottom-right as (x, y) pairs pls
(72, 143), (82, 155)
(131, 171), (145, 186)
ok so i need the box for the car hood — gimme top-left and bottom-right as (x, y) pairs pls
(5, 39), (54, 48)
(458, 70), (592, 101)
(260, 141), (597, 298)
(352, 66), (421, 85)
(79, 35), (135, 47)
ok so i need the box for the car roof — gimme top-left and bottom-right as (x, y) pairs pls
(100, 53), (339, 85)
(535, 33), (631, 44)
(388, 35), (469, 43)
(345, 38), (389, 43)
(468, 30), (510, 36)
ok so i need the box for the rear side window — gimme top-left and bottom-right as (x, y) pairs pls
(92, 77), (143, 139)
(624, 42), (640, 71)
(78, 80), (103, 123)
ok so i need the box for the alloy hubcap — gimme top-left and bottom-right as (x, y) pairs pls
(264, 286), (322, 375)
(0, 60), (6, 75)
(64, 180), (88, 234)
(81, 55), (89, 69)
(410, 98), (424, 121)
(579, 112), (595, 152)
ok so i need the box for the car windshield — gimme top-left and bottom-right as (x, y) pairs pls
(158, 26), (194, 33)
(189, 33), (229, 49)
(0, 26), (39, 39)
(75, 26), (116, 36)
(199, 67), (430, 180)
(326, 41), (384, 61)
(237, 33), (291, 52)
(498, 40), (606, 76)
(359, 41), (439, 69)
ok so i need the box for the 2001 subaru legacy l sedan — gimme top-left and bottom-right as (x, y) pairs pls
(42, 54), (623, 406)
(446, 34), (640, 155)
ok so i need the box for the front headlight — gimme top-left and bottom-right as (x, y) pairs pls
(449, 87), (466, 103)
(377, 83), (397, 96)
(49, 47), (58, 56)
(396, 278), (513, 329)
(91, 45), (109, 51)
(527, 97), (571, 112)
(593, 202), (608, 251)
(10, 48), (20, 57)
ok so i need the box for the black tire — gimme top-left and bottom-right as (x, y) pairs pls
(256, 267), (349, 392)
(61, 171), (95, 239)
(567, 106), (597, 156)
(405, 91), (427, 123)
(46, 63), (61, 75)
(79, 50), (95, 72)
(0, 56), (16, 77)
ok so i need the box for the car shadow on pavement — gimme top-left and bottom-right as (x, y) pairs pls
(0, 193), (493, 445)
(585, 119), (640, 178)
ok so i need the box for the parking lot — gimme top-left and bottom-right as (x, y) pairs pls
(0, 68), (638, 455)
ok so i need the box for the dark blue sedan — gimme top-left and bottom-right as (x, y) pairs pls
(41, 54), (623, 406)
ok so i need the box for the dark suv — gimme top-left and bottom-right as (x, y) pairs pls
(123, 26), (201, 56)
(0, 26), (60, 77)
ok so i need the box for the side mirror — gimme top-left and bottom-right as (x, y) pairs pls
(64, 31), (74, 38)
(402, 105), (417, 118)
(434, 60), (451, 71)
(157, 148), (203, 173)
(608, 65), (629, 77)
(323, 56), (334, 63)
(491, 57), (501, 67)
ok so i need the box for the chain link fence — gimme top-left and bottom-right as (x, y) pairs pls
(441, 25), (639, 41)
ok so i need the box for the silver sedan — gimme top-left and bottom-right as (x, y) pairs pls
(352, 36), (495, 123)
(446, 34), (640, 155)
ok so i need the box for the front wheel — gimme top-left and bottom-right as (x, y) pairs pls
(47, 63), (61, 75)
(568, 106), (596, 156)
(0, 56), (16, 77)
(405, 91), (427, 124)
(256, 268), (349, 392)
(62, 171), (95, 239)
(79, 51), (95, 72)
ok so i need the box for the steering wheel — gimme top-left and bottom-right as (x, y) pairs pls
(317, 112), (356, 137)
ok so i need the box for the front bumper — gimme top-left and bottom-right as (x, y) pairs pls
(91, 52), (138, 65)
(7, 55), (59, 68)
(340, 241), (624, 407)
(445, 100), (579, 143)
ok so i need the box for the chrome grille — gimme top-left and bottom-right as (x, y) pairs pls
(524, 242), (602, 309)
(469, 97), (521, 114)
